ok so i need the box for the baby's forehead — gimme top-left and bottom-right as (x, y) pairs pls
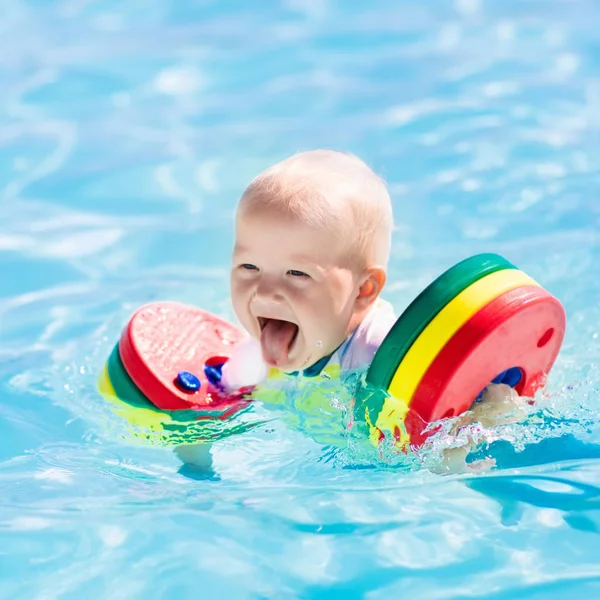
(235, 206), (369, 273)
(236, 150), (393, 266)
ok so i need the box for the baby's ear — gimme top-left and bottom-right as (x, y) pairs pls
(356, 266), (386, 310)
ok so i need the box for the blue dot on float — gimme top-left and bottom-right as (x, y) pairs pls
(204, 362), (224, 386)
(176, 370), (201, 392)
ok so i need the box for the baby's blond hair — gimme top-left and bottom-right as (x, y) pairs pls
(238, 150), (393, 269)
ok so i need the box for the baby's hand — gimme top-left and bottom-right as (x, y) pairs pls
(434, 383), (529, 474)
(221, 337), (268, 392)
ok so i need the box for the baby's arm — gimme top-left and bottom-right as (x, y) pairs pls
(175, 442), (215, 473)
(464, 382), (528, 427)
(174, 337), (268, 475)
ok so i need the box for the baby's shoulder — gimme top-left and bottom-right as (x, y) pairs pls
(338, 299), (396, 371)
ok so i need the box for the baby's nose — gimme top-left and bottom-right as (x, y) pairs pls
(254, 277), (284, 303)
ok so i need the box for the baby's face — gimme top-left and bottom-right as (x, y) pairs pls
(231, 208), (363, 372)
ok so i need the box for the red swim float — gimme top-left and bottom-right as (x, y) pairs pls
(406, 285), (565, 443)
(119, 302), (245, 411)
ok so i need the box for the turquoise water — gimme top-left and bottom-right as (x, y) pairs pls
(2, 0), (600, 597)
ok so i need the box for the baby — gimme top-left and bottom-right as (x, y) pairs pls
(177, 149), (523, 473)
(222, 149), (396, 388)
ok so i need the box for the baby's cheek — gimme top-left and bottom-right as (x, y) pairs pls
(297, 291), (346, 348)
(230, 290), (253, 331)
(231, 278), (251, 303)
(230, 291), (242, 316)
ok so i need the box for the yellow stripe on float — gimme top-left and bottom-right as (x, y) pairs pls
(386, 268), (538, 408)
(98, 364), (117, 397)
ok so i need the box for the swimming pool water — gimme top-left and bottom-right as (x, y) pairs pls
(2, 0), (600, 597)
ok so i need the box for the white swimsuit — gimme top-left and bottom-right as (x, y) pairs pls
(221, 299), (397, 390)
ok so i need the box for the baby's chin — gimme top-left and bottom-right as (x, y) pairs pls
(283, 347), (333, 374)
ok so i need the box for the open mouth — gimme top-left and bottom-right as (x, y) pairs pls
(257, 317), (300, 365)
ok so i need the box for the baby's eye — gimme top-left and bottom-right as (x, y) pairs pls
(287, 269), (308, 277)
(240, 263), (259, 271)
